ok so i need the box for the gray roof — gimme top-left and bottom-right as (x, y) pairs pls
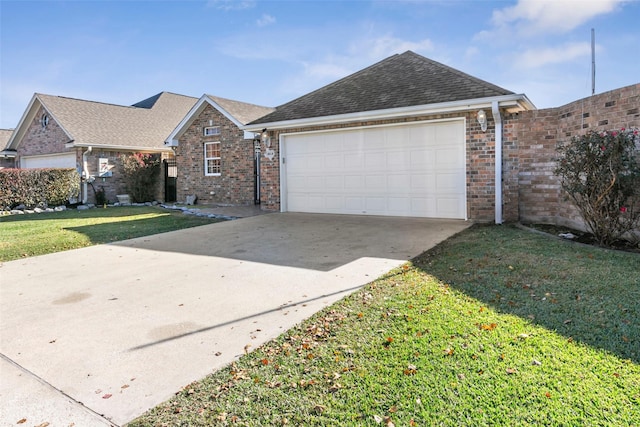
(206, 95), (275, 125)
(250, 51), (514, 125)
(0, 129), (14, 150)
(11, 92), (198, 151)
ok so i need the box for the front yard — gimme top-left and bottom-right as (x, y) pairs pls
(0, 206), (219, 262)
(130, 225), (639, 426)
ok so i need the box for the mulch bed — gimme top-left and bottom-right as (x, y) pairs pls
(521, 223), (640, 254)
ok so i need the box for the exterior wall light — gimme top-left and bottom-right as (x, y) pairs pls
(477, 110), (487, 132)
(261, 128), (271, 148)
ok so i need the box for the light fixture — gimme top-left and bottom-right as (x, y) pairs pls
(477, 110), (487, 132)
(261, 128), (271, 148)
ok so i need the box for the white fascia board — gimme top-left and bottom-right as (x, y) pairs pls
(7, 94), (75, 150)
(66, 141), (171, 152)
(165, 94), (247, 146)
(243, 93), (536, 132)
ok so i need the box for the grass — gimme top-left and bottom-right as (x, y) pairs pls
(129, 224), (640, 427)
(0, 206), (219, 262)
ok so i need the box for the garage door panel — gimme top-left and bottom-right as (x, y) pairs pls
(22, 153), (76, 169)
(283, 121), (465, 219)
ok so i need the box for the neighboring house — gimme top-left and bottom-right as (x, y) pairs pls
(165, 94), (274, 206)
(0, 129), (15, 169)
(5, 92), (197, 204)
(245, 51), (535, 222)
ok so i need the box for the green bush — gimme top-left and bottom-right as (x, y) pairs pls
(0, 168), (80, 209)
(120, 153), (160, 203)
(555, 128), (640, 246)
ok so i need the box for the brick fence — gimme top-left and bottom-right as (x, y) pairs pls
(505, 83), (640, 230)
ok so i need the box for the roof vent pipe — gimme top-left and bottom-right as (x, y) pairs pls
(492, 101), (503, 224)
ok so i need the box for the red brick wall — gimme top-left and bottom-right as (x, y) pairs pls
(16, 106), (169, 204)
(176, 104), (256, 205)
(261, 111), (504, 221)
(508, 83), (640, 229)
(17, 106), (77, 162)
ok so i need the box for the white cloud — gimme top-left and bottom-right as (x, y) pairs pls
(513, 42), (594, 69)
(351, 34), (434, 60)
(489, 0), (624, 37)
(257, 13), (276, 27)
(206, 0), (256, 11)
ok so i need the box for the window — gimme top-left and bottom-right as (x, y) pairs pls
(204, 126), (220, 136)
(204, 141), (221, 176)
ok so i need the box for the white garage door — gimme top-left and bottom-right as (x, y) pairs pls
(22, 153), (76, 169)
(282, 120), (466, 219)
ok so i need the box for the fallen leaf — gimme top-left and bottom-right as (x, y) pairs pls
(545, 392), (551, 398)
(121, 384), (129, 389)
(313, 404), (326, 414)
(506, 368), (517, 375)
(261, 358), (269, 365)
(443, 347), (454, 356)
(383, 416), (395, 427)
(613, 372), (620, 378)
(563, 319), (572, 324)
(244, 344), (252, 354)
(389, 405), (398, 413)
(374, 415), (383, 424)
(532, 360), (542, 366)
(17, 419), (26, 424)
(35, 423), (49, 427)
(102, 393), (112, 399)
(622, 336), (629, 343)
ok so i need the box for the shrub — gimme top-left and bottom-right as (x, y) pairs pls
(120, 153), (160, 203)
(0, 168), (80, 209)
(555, 128), (640, 246)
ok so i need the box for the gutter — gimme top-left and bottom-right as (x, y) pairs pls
(492, 101), (503, 225)
(244, 93), (535, 132)
(82, 146), (93, 204)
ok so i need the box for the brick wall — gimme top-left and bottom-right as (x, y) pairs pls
(261, 111), (503, 221)
(16, 106), (170, 204)
(176, 104), (256, 205)
(17, 106), (77, 161)
(508, 83), (640, 229)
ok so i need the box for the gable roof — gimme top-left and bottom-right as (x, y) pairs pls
(7, 92), (198, 152)
(166, 94), (274, 146)
(0, 129), (15, 157)
(247, 51), (533, 129)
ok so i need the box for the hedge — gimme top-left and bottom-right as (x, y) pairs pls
(0, 168), (80, 210)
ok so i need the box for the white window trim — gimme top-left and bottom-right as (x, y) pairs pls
(204, 126), (221, 136)
(204, 141), (221, 176)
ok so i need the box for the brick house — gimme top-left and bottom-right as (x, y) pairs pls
(165, 94), (274, 206)
(245, 51), (535, 223)
(4, 92), (197, 204)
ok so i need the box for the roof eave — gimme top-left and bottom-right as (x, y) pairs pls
(65, 141), (172, 152)
(244, 94), (536, 132)
(165, 95), (245, 147)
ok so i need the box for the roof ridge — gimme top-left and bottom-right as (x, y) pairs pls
(273, 53), (401, 109)
(403, 51), (513, 94)
(37, 93), (138, 110)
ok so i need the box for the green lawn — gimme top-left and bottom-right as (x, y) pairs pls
(130, 225), (640, 426)
(0, 206), (219, 262)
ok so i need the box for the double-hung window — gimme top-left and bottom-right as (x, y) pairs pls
(204, 141), (221, 176)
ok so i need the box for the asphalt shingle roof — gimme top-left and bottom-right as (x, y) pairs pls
(250, 51), (514, 125)
(206, 95), (275, 125)
(37, 92), (197, 149)
(0, 129), (14, 150)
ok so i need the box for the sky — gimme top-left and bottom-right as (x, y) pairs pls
(1, 0), (639, 130)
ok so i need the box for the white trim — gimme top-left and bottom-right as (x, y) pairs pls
(492, 101), (503, 224)
(64, 141), (171, 152)
(279, 117), (467, 219)
(203, 141), (222, 176)
(245, 94), (535, 132)
(166, 94), (247, 146)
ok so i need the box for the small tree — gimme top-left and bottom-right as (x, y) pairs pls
(120, 153), (160, 203)
(555, 128), (640, 246)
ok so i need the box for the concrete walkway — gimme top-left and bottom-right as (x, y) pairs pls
(0, 213), (469, 426)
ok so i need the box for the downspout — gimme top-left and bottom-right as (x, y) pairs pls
(82, 146), (92, 204)
(492, 101), (502, 224)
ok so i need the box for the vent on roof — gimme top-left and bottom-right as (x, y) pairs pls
(204, 126), (220, 136)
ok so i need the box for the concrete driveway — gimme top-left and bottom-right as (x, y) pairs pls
(0, 213), (469, 426)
